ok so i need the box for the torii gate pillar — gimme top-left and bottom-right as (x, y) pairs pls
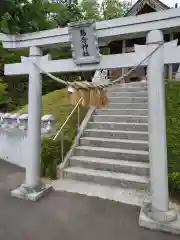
(139, 30), (180, 234)
(11, 46), (52, 201)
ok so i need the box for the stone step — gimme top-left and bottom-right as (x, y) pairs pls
(74, 146), (149, 162)
(108, 97), (148, 103)
(108, 87), (148, 93)
(80, 137), (149, 151)
(95, 109), (148, 116)
(70, 156), (149, 176)
(91, 114), (148, 123)
(52, 179), (149, 206)
(83, 129), (149, 141)
(63, 167), (149, 190)
(108, 91), (148, 97)
(109, 82), (147, 88)
(107, 103), (148, 109)
(87, 122), (148, 132)
(125, 82), (147, 87)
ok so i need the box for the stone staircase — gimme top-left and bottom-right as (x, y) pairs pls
(55, 82), (150, 205)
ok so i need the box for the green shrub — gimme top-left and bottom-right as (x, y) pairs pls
(166, 82), (180, 173)
(0, 79), (12, 111)
(166, 82), (180, 197)
(40, 137), (72, 179)
(168, 172), (180, 194)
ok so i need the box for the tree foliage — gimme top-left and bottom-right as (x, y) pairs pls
(0, 0), (132, 110)
(0, 0), (82, 33)
(46, 0), (81, 27)
(80, 0), (101, 20)
(101, 0), (132, 20)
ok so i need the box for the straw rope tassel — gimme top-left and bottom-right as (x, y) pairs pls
(79, 88), (90, 107)
(68, 81), (109, 108)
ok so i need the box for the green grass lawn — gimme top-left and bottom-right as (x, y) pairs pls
(17, 88), (87, 141)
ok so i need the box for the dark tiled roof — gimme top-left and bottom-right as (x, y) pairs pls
(125, 0), (170, 16)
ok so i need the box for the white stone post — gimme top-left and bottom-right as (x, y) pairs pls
(11, 46), (51, 201)
(139, 30), (179, 234)
(26, 46), (42, 187)
(148, 30), (169, 213)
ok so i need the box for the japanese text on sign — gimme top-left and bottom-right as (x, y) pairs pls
(80, 28), (89, 57)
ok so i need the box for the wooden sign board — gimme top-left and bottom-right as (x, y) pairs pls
(68, 20), (100, 65)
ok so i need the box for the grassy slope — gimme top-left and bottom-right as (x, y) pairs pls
(166, 81), (180, 173)
(18, 88), (87, 141)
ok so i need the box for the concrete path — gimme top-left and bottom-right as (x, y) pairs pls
(0, 160), (179, 240)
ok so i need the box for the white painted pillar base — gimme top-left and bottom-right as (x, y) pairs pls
(11, 183), (52, 201)
(168, 33), (173, 80)
(139, 202), (180, 235)
(11, 46), (52, 201)
(168, 64), (173, 80)
(175, 65), (180, 80)
(139, 30), (180, 235)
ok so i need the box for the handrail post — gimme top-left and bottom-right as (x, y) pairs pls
(60, 131), (64, 163)
(77, 104), (80, 134)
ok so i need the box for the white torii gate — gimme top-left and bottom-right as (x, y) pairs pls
(1, 8), (180, 234)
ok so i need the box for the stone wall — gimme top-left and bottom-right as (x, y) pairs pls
(0, 113), (54, 168)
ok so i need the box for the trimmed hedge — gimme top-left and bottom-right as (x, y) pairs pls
(166, 81), (180, 195)
(40, 137), (72, 179)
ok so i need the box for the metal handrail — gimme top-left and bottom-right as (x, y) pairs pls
(53, 98), (82, 141)
(53, 97), (82, 163)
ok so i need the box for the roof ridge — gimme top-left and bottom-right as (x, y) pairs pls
(125, 0), (170, 17)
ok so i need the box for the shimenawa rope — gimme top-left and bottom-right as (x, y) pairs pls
(31, 42), (163, 90)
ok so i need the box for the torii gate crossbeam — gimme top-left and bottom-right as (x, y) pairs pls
(4, 40), (180, 75)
